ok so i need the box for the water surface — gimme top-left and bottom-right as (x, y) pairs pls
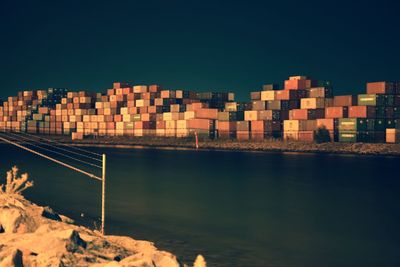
(0, 144), (399, 267)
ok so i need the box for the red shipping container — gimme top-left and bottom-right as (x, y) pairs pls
(333, 95), (356, 107)
(236, 131), (250, 141)
(156, 121), (166, 129)
(251, 132), (264, 141)
(251, 120), (265, 134)
(237, 121), (250, 131)
(298, 131), (314, 142)
(149, 84), (161, 93)
(134, 121), (155, 129)
(289, 109), (308, 120)
(316, 118), (336, 131)
(348, 106), (376, 118)
(250, 92), (261, 100)
(325, 107), (348, 118)
(366, 81), (394, 94)
(122, 87), (133, 95)
(284, 79), (308, 90)
(188, 119), (214, 130)
(217, 121), (236, 132)
(114, 115), (122, 122)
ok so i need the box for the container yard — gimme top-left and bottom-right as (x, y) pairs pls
(1, 76), (400, 144)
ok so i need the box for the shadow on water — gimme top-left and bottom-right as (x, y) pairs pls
(1, 144), (400, 267)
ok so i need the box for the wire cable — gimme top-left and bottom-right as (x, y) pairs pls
(12, 130), (102, 157)
(0, 134), (102, 181)
(12, 131), (102, 163)
(2, 132), (102, 169)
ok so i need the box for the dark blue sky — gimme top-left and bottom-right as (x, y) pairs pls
(1, 0), (399, 100)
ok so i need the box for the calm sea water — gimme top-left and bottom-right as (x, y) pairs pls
(0, 144), (399, 267)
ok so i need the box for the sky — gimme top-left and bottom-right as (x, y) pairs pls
(1, 0), (399, 101)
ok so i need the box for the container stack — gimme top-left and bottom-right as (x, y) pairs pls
(282, 76), (333, 141)
(233, 75), (333, 142)
(1, 77), (400, 143)
(338, 82), (400, 142)
(0, 88), (68, 134)
(1, 83), (234, 139)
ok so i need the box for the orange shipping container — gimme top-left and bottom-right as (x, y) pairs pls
(300, 98), (325, 109)
(188, 119), (215, 130)
(386, 129), (400, 143)
(195, 108), (218, 119)
(260, 91), (275, 101)
(244, 111), (259, 121)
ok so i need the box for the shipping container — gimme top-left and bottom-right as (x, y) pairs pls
(366, 82), (394, 94)
(386, 129), (400, 143)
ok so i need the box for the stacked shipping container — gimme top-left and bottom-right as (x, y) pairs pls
(1, 77), (400, 143)
(0, 84), (233, 139)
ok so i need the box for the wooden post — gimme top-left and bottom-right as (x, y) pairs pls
(101, 153), (106, 235)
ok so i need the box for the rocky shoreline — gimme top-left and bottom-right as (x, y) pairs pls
(0, 193), (204, 267)
(35, 135), (400, 156)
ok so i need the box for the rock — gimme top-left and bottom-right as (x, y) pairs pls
(0, 249), (23, 267)
(41, 206), (61, 222)
(59, 215), (74, 224)
(0, 206), (24, 233)
(57, 229), (87, 252)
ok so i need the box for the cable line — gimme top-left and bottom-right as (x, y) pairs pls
(12, 130), (102, 157)
(12, 131), (102, 162)
(0, 134), (102, 181)
(2, 132), (102, 169)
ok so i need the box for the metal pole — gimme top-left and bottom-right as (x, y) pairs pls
(101, 153), (106, 235)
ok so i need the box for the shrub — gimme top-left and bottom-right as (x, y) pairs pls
(314, 126), (331, 143)
(0, 166), (33, 195)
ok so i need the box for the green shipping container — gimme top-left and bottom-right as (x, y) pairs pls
(133, 114), (141, 121)
(357, 94), (385, 106)
(393, 107), (400, 119)
(338, 118), (367, 131)
(375, 107), (386, 118)
(385, 95), (394, 106)
(338, 131), (384, 143)
(339, 131), (357, 142)
(373, 119), (386, 131)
